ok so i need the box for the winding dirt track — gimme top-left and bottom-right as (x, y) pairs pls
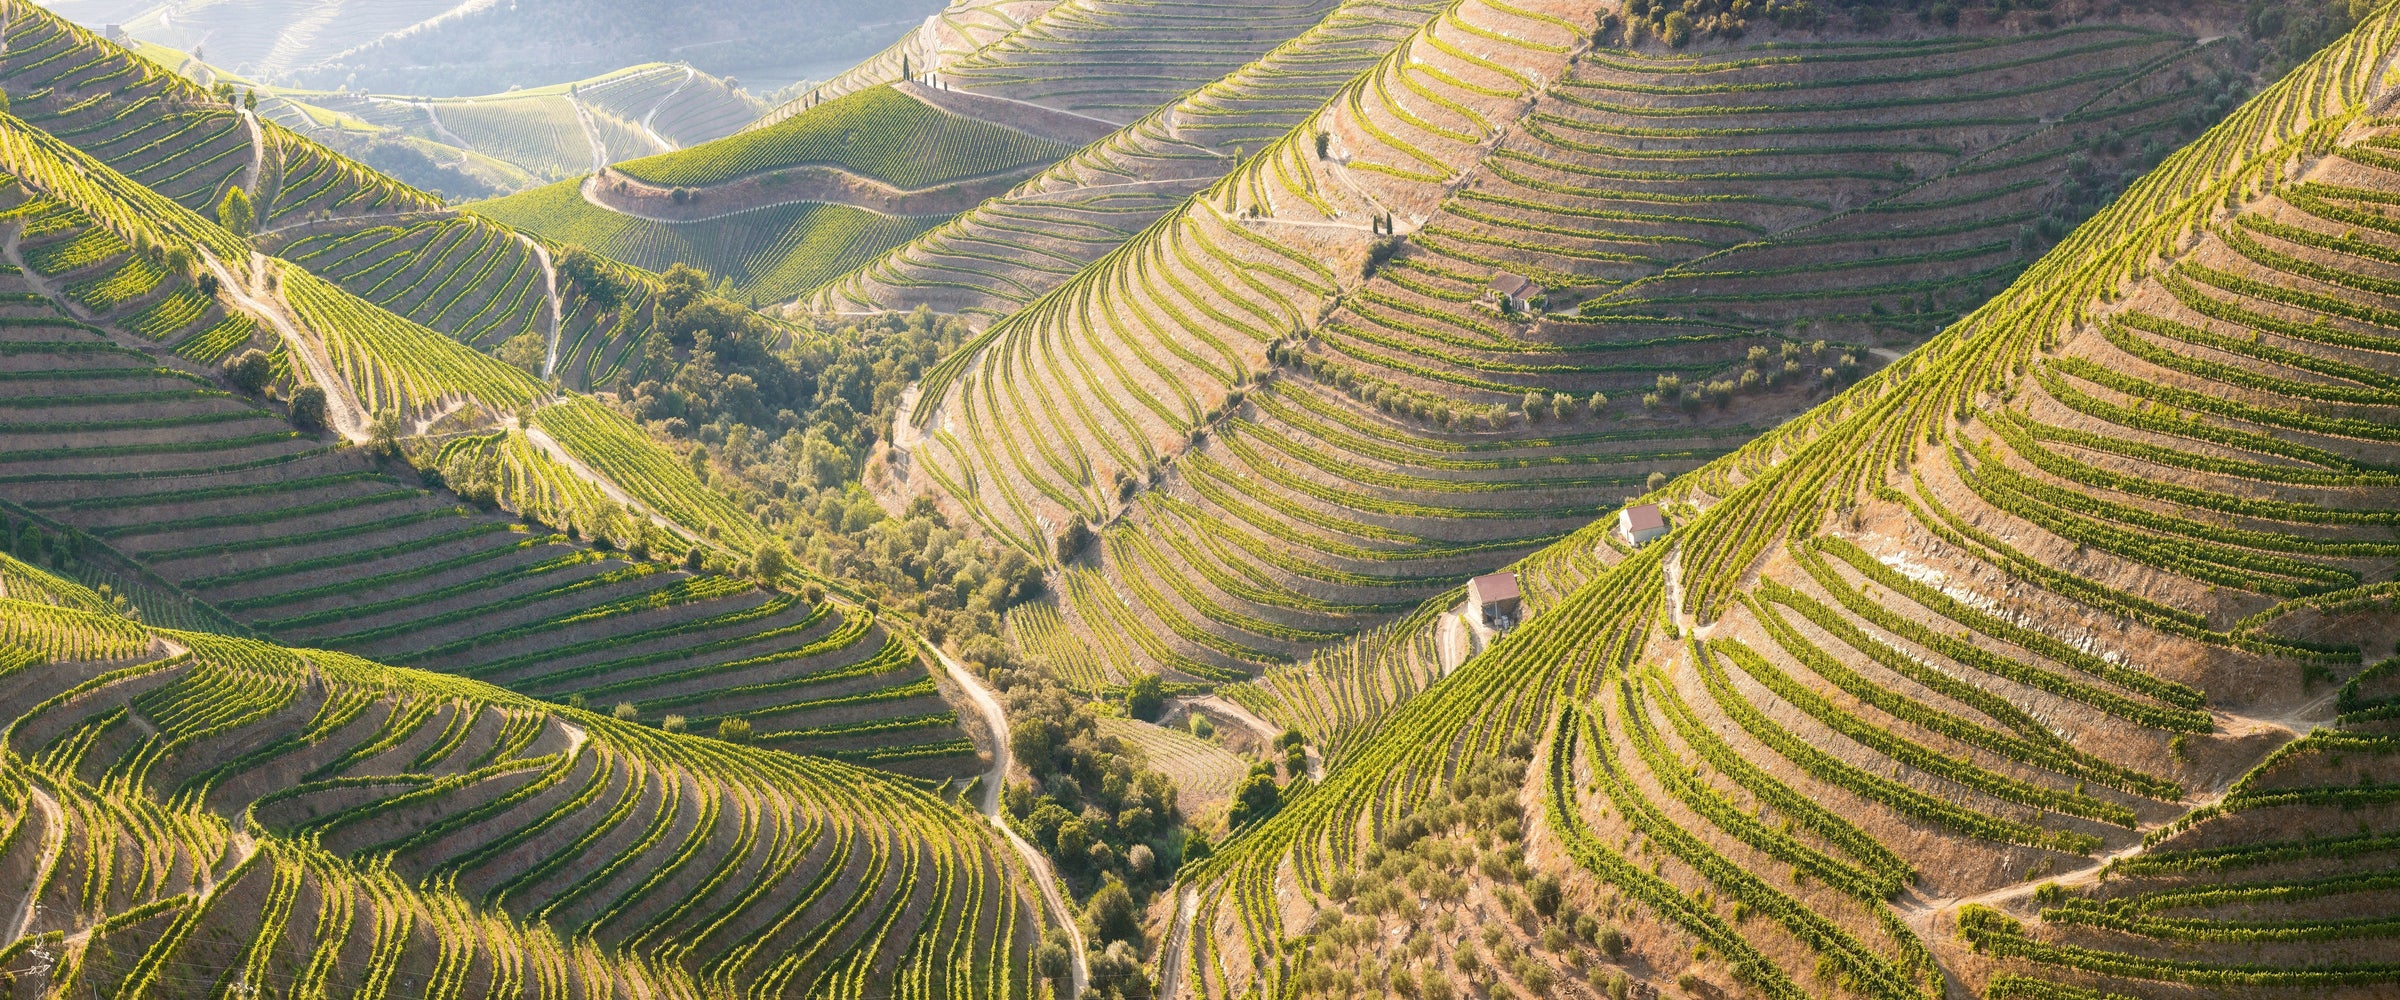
(929, 642), (1089, 997)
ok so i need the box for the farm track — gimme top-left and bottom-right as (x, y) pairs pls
(933, 642), (1090, 997)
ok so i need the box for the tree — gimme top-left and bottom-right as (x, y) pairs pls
(1662, 10), (1693, 45)
(1090, 941), (1152, 1000)
(497, 329), (546, 376)
(1054, 817), (1094, 861)
(1313, 130), (1330, 159)
(216, 186), (254, 237)
(243, 89), (257, 111)
(367, 409), (405, 458)
(612, 702), (639, 721)
(1035, 932), (1072, 989)
(1529, 873), (1562, 915)
(556, 246), (623, 310)
(1086, 877), (1142, 948)
(224, 349), (273, 394)
(1055, 519), (1095, 563)
(1228, 768), (1281, 829)
(751, 540), (790, 581)
(661, 714), (687, 733)
(1124, 672), (1164, 721)
(717, 717), (752, 743)
(288, 386), (328, 431)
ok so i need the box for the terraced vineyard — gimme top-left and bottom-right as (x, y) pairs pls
(0, 8), (441, 227)
(7, 1), (2400, 999)
(893, 2), (2248, 688)
(811, 0), (1454, 321)
(0, 233), (979, 776)
(476, 181), (941, 305)
(614, 84), (1075, 190)
(746, 0), (1060, 132)
(255, 63), (767, 192)
(936, 0), (1347, 122)
(576, 63), (766, 149)
(1176, 9), (2400, 999)
(0, 596), (1043, 1000)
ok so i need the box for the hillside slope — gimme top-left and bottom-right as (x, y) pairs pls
(0, 594), (1042, 1000)
(480, 82), (1089, 305)
(892, 0), (2258, 691)
(60, 0), (948, 97)
(1179, 9), (2400, 999)
(0, 107), (984, 776)
(809, 0), (1452, 322)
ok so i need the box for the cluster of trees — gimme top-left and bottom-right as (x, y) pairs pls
(1641, 340), (1853, 411)
(224, 348), (328, 430)
(621, 267), (950, 485)
(3, 515), (88, 572)
(964, 637), (1195, 1000)
(1599, 0), (2181, 46)
(605, 265), (1038, 637)
(2251, 0), (2378, 81)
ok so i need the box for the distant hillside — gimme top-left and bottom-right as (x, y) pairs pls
(613, 84), (1079, 191)
(134, 50), (767, 200)
(52, 0), (950, 96)
(480, 82), (1096, 305)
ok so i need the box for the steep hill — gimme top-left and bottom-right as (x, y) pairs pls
(478, 82), (1092, 305)
(809, 0), (1454, 322)
(0, 594), (1042, 1000)
(1178, 8), (2400, 1000)
(0, 107), (984, 776)
(56, 0), (949, 97)
(890, 0), (2257, 691)
(138, 52), (767, 200)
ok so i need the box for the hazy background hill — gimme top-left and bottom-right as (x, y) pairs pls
(45, 0), (944, 95)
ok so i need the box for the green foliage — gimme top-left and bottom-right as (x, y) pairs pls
(215, 185), (253, 237)
(287, 385), (327, 431)
(612, 84), (1073, 190)
(224, 348), (273, 394)
(976, 636), (1186, 922)
(1124, 672), (1164, 722)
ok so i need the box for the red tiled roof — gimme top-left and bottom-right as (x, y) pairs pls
(1468, 572), (1519, 603)
(1623, 503), (1666, 532)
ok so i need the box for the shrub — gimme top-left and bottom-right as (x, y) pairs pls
(612, 702), (638, 721)
(1188, 712), (1214, 739)
(716, 717), (751, 743)
(661, 714), (687, 733)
